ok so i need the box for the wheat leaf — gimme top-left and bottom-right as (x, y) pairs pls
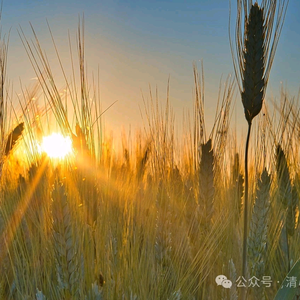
(274, 259), (300, 300)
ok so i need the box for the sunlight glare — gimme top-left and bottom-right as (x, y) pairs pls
(40, 133), (73, 159)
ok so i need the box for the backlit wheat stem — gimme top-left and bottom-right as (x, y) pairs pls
(242, 121), (251, 284)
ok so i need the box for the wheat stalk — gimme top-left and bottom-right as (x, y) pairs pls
(230, 2), (288, 294)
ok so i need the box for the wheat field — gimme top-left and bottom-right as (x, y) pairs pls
(0, 1), (299, 300)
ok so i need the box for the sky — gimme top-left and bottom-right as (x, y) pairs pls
(1, 0), (300, 139)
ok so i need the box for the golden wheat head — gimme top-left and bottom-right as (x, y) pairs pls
(5, 122), (24, 156)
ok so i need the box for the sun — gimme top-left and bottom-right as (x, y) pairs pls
(40, 133), (73, 159)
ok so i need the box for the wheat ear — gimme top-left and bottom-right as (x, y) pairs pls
(136, 143), (150, 182)
(199, 139), (215, 224)
(287, 184), (298, 237)
(248, 169), (270, 266)
(5, 123), (24, 156)
(231, 153), (244, 222)
(248, 168), (270, 299)
(229, 258), (238, 300)
(276, 144), (298, 271)
(276, 144), (292, 208)
(72, 123), (89, 156)
(52, 180), (80, 298)
(241, 3), (265, 123)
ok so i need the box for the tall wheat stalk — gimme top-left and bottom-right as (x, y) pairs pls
(230, 1), (288, 298)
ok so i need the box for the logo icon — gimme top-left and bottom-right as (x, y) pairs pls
(215, 275), (232, 289)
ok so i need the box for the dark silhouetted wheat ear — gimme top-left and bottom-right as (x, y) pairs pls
(199, 139), (215, 223)
(242, 3), (265, 124)
(276, 144), (292, 208)
(137, 143), (150, 181)
(5, 123), (24, 156)
(231, 153), (244, 222)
